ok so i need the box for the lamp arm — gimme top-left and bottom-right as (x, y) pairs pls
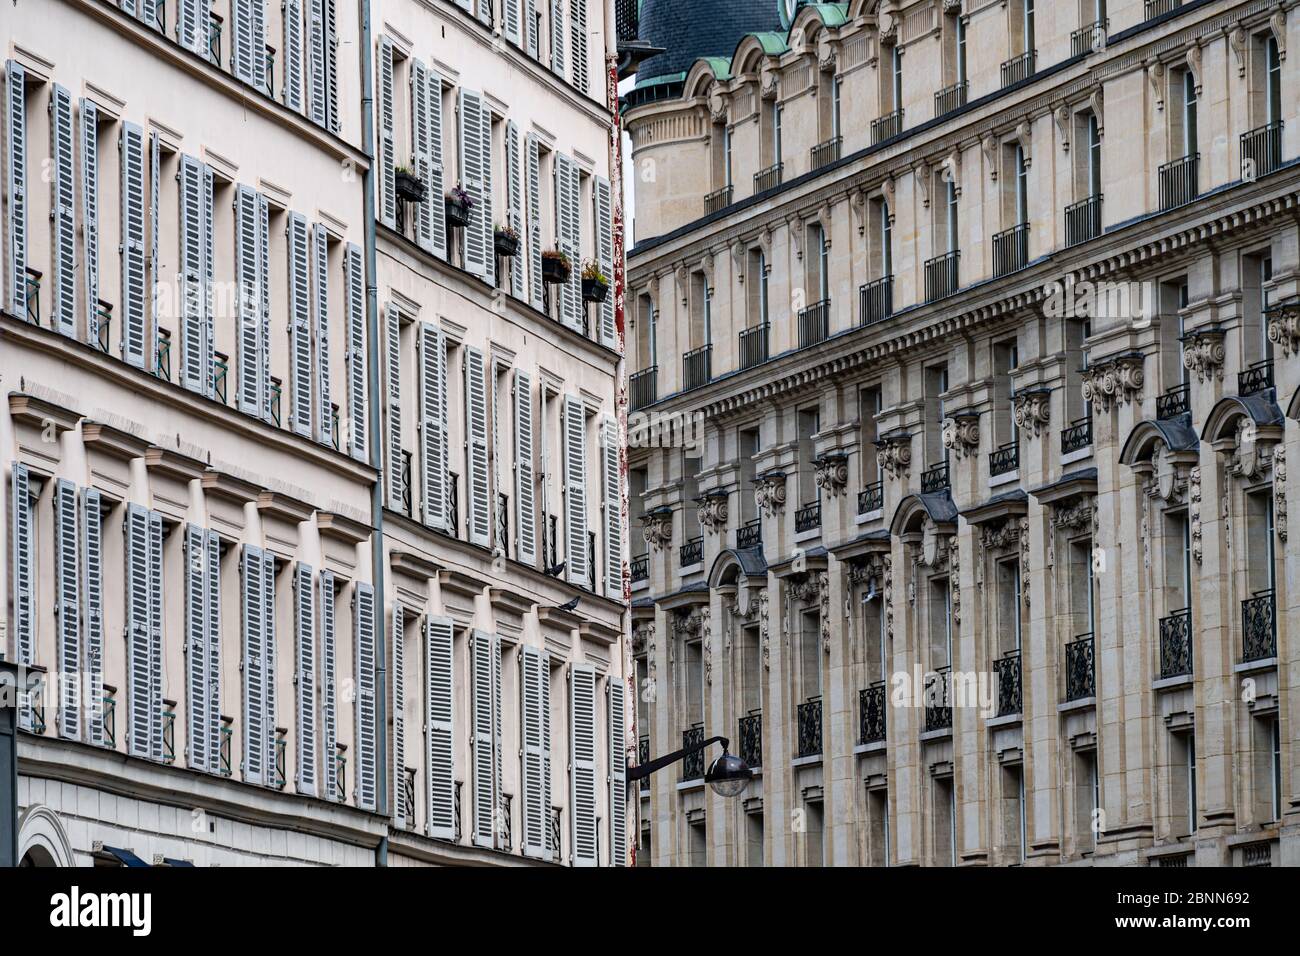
(626, 735), (729, 782)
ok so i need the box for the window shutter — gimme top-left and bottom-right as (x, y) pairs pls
(205, 529), (221, 769)
(410, 59), (432, 251)
(10, 464), (32, 732)
(422, 64), (447, 260)
(287, 212), (313, 436)
(570, 664), (598, 866)
(83, 489), (104, 746)
(5, 62), (26, 320)
(504, 0), (521, 45)
(607, 678), (627, 866)
(541, 651), (553, 857)
(235, 184), (263, 415)
(601, 416), (622, 599)
(464, 345), (491, 547)
(471, 629), (498, 847)
(354, 580), (378, 811)
(179, 156), (207, 393)
(125, 504), (154, 757)
(262, 550), (277, 779)
(390, 604), (406, 827)
(147, 510), (164, 761)
(551, 0), (565, 74)
(555, 153), (582, 332)
(241, 544), (267, 784)
(492, 629), (503, 842)
(232, 0), (266, 88)
(177, 0), (210, 55)
(526, 0), (539, 58)
(479, 97), (494, 285)
(319, 570), (338, 799)
(570, 0), (588, 94)
(306, 0), (327, 126)
(258, 193), (271, 420)
(80, 98), (100, 347)
(476, 0), (492, 27)
(148, 131), (160, 372)
(425, 615), (455, 839)
(457, 89), (491, 281)
(377, 36), (396, 229)
(54, 479), (80, 740)
(594, 175), (615, 347)
(505, 122), (524, 300)
(120, 122), (147, 367)
(313, 224), (332, 447)
(520, 645), (549, 858)
(344, 242), (366, 459)
(454, 0), (472, 12)
(563, 396), (588, 586)
(50, 85), (76, 337)
(525, 133), (543, 310)
(385, 302), (403, 509)
(419, 321), (448, 531)
(324, 0), (340, 132)
(294, 562), (317, 795)
(283, 0), (304, 112)
(185, 524), (208, 769)
(513, 369), (537, 566)
(201, 165), (215, 395)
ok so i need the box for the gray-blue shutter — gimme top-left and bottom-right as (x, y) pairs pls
(506, 121), (524, 299)
(148, 510), (164, 761)
(313, 224), (332, 447)
(9, 464), (32, 680)
(470, 630), (498, 847)
(5, 62), (27, 319)
(83, 489), (105, 746)
(241, 544), (267, 784)
(570, 664), (598, 866)
(526, 133), (543, 309)
(185, 524), (209, 770)
(563, 395), (588, 586)
(320, 570), (338, 800)
(287, 211), (313, 436)
(385, 303), (402, 508)
(235, 185), (262, 415)
(570, 0), (588, 93)
(602, 416), (621, 599)
(344, 242), (366, 459)
(513, 369), (536, 566)
(425, 614), (455, 838)
(390, 604), (406, 826)
(377, 36), (396, 229)
(306, 0), (328, 127)
(608, 677), (627, 865)
(176, 0), (210, 55)
(294, 562), (317, 795)
(124, 504), (154, 757)
(119, 122), (147, 367)
(55, 479), (80, 740)
(262, 551), (277, 780)
(594, 175), (615, 347)
(50, 85), (77, 337)
(520, 645), (549, 858)
(419, 322), (448, 530)
(205, 529), (221, 769)
(80, 98), (100, 347)
(354, 581), (378, 810)
(464, 345), (490, 547)
(283, 0), (304, 112)
(179, 155), (208, 393)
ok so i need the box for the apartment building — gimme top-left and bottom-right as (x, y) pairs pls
(624, 0), (1299, 867)
(3, 0), (630, 868)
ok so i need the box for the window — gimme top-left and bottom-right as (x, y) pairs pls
(866, 787), (890, 865)
(1087, 113), (1102, 198)
(739, 427), (760, 523)
(746, 249), (768, 326)
(746, 810), (764, 867)
(1169, 730), (1196, 837)
(797, 406), (820, 507)
(993, 339), (1019, 450)
(933, 776), (956, 865)
(1074, 748), (1099, 853)
(996, 559), (1023, 653)
(804, 798), (825, 867)
(1002, 763), (1026, 863)
(926, 365), (949, 466)
(859, 386), (883, 490)
(929, 577), (952, 669)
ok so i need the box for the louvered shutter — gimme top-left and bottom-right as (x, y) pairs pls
(570, 0), (589, 93)
(551, 0), (565, 74)
(54, 480), (80, 740)
(148, 511), (164, 761)
(541, 650), (553, 857)
(80, 98), (99, 346)
(385, 302), (403, 509)
(4, 62), (26, 319)
(354, 580), (378, 811)
(205, 529), (221, 769)
(476, 0), (492, 27)
(306, 0), (327, 126)
(9, 464), (31, 675)
(453, 0), (472, 12)
(424, 65), (446, 260)
(125, 504), (154, 757)
(555, 153), (582, 332)
(410, 59), (432, 251)
(201, 165), (215, 395)
(258, 193), (271, 420)
(262, 551), (277, 780)
(185, 525), (208, 769)
(120, 123), (147, 367)
(570, 664), (598, 866)
(601, 416), (622, 598)
(419, 321), (448, 531)
(525, 134), (543, 309)
(520, 645), (549, 858)
(287, 212), (313, 436)
(594, 175), (615, 347)
(295, 562), (317, 794)
(313, 224), (332, 446)
(506, 122), (524, 299)
(377, 37), (396, 229)
(492, 630), (503, 843)
(177, 0), (210, 55)
(471, 630), (497, 847)
(479, 99), (494, 286)
(235, 185), (262, 415)
(344, 242), (366, 459)
(526, 0), (539, 58)
(50, 85), (76, 336)
(324, 0), (340, 132)
(148, 131), (160, 371)
(504, 0), (521, 45)
(283, 0), (304, 112)
(241, 544), (267, 784)
(140, 0), (159, 30)
(179, 156), (206, 393)
(563, 396), (588, 586)
(232, 0), (266, 88)
(465, 345), (491, 547)
(320, 570), (338, 800)
(390, 604), (406, 826)
(513, 369), (537, 566)
(458, 89), (491, 281)
(83, 489), (104, 746)
(425, 615), (455, 839)
(607, 678), (627, 866)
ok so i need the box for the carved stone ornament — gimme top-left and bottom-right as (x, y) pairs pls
(817, 34), (837, 72)
(916, 162), (931, 209)
(760, 62), (781, 100)
(1012, 389), (1052, 439)
(1081, 353), (1145, 412)
(1146, 443), (1191, 504)
(875, 432), (913, 479)
(1147, 59), (1167, 111)
(697, 491), (730, 535)
(949, 538), (961, 630)
(754, 470), (788, 517)
(1186, 42), (1203, 96)
(982, 134), (998, 180)
(1275, 445), (1288, 543)
(1229, 26), (1247, 77)
(1266, 300), (1300, 358)
(1182, 328), (1226, 383)
(1016, 121), (1032, 167)
(1048, 495), (1095, 571)
(787, 571), (823, 605)
(673, 607), (705, 639)
(1189, 468), (1203, 564)
(708, 88), (728, 123)
(642, 507), (674, 552)
(1054, 103), (1071, 151)
(1227, 417), (1275, 481)
(918, 519), (951, 570)
(1018, 516), (1031, 609)
(814, 453), (850, 497)
(701, 608), (713, 685)
(942, 413), (980, 459)
(759, 589), (772, 670)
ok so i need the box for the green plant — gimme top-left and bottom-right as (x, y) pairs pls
(542, 249), (571, 268)
(495, 223), (520, 241)
(582, 260), (608, 284)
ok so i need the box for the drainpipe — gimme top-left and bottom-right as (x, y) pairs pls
(358, 0), (389, 867)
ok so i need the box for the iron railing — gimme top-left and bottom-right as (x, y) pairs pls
(858, 481), (883, 514)
(220, 722), (234, 777)
(630, 553), (649, 583)
(263, 48), (275, 99)
(1071, 19), (1109, 57)
(859, 682), (886, 744)
(704, 185), (734, 215)
(102, 691), (116, 749)
(872, 108), (904, 144)
(496, 492), (510, 560)
(95, 301), (113, 353)
(993, 222), (1030, 276)
(737, 518), (762, 550)
(447, 471), (460, 538)
(679, 536), (704, 568)
(860, 275), (893, 325)
(798, 299), (830, 349)
(630, 366), (657, 411)
(208, 18), (223, 66)
(1242, 590), (1276, 662)
(334, 748), (345, 800)
(1061, 417), (1092, 454)
(794, 501), (821, 533)
(161, 708), (176, 762)
(921, 461), (950, 493)
(989, 441), (1019, 477)
(1144, 0), (1180, 20)
(638, 735), (650, 792)
(24, 269), (39, 325)
(995, 652), (1022, 717)
(924, 667), (952, 732)
(1001, 51), (1036, 87)
(1159, 608), (1193, 679)
(1065, 633), (1095, 700)
(738, 711), (762, 769)
(1065, 195), (1103, 246)
(500, 793), (513, 850)
(1241, 121), (1284, 180)
(739, 323), (770, 369)
(925, 250), (960, 302)
(404, 768), (418, 829)
(682, 724), (705, 780)
(269, 380), (283, 427)
(1159, 153), (1199, 210)
(214, 355), (229, 403)
(934, 80), (968, 117)
(550, 806), (561, 858)
(454, 781), (463, 841)
(1238, 360), (1273, 397)
(1157, 383), (1190, 419)
(400, 449), (413, 516)
(682, 344), (712, 391)
(754, 161), (783, 193)
(155, 329), (172, 381)
(274, 732), (287, 789)
(811, 135), (842, 169)
(797, 697), (823, 757)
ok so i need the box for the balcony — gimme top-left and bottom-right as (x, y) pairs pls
(924, 250), (960, 302)
(269, 379), (283, 427)
(989, 441), (1019, 477)
(1144, 0), (1180, 20)
(1241, 590), (1276, 662)
(1065, 633), (1095, 701)
(1000, 51), (1035, 88)
(1159, 154), (1199, 210)
(739, 323), (770, 370)
(682, 344), (712, 391)
(1061, 417), (1092, 454)
(924, 667), (952, 732)
(798, 299), (830, 349)
(1238, 360), (1273, 398)
(162, 706), (176, 763)
(1241, 121), (1284, 180)
(630, 552), (649, 583)
(920, 461), (950, 494)
(637, 735), (650, 793)
(859, 682), (886, 744)
(102, 688), (117, 749)
(682, 724), (705, 781)
(796, 697), (822, 758)
(155, 328), (173, 382)
(992, 222), (1030, 277)
(1159, 608), (1193, 679)
(496, 492), (510, 561)
(1156, 383), (1190, 420)
(737, 518), (762, 550)
(679, 535), (703, 568)
(208, 17), (222, 67)
(1071, 19), (1109, 57)
(630, 366), (657, 411)
(934, 80), (968, 117)
(704, 184), (734, 216)
(860, 275), (893, 326)
(794, 501), (821, 534)
(995, 652), (1022, 717)
(871, 108), (904, 145)
(858, 481), (883, 515)
(400, 449), (414, 517)
(214, 354), (229, 403)
(1065, 195), (1103, 247)
(738, 711), (762, 769)
(811, 136), (842, 170)
(754, 161), (783, 194)
(23, 268), (40, 325)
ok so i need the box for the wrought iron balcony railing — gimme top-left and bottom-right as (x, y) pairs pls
(797, 697), (823, 757)
(924, 250), (960, 302)
(860, 275), (893, 326)
(1241, 121), (1284, 180)
(1061, 416), (1092, 454)
(214, 354), (229, 404)
(95, 301), (113, 353)
(1001, 51), (1035, 87)
(496, 492), (510, 560)
(400, 448), (414, 517)
(1242, 589), (1276, 662)
(682, 344), (712, 391)
(739, 323), (769, 370)
(737, 518), (762, 550)
(679, 535), (703, 568)
(500, 792), (513, 850)
(1238, 360), (1273, 398)
(630, 366), (657, 411)
(24, 268), (40, 325)
(738, 711), (762, 769)
(704, 184), (734, 216)
(453, 781), (462, 841)
(102, 690), (117, 749)
(1144, 0), (1180, 19)
(935, 80), (968, 117)
(811, 135), (842, 170)
(1159, 608), (1193, 679)
(798, 299), (831, 349)
(1065, 195), (1103, 247)
(989, 441), (1019, 477)
(334, 748), (345, 800)
(754, 161), (783, 193)
(630, 553), (649, 583)
(1065, 632), (1095, 700)
(859, 682), (886, 744)
(858, 480), (883, 514)
(1159, 153), (1199, 210)
(682, 724), (705, 780)
(871, 108), (904, 145)
(550, 806), (561, 858)
(794, 501), (821, 533)
(162, 707), (176, 763)
(995, 652), (1022, 717)
(993, 222), (1030, 276)
(447, 471), (460, 538)
(921, 461), (950, 494)
(404, 768), (417, 829)
(637, 735), (650, 792)
(1071, 19), (1109, 57)
(1157, 383), (1190, 420)
(924, 666), (952, 732)
(269, 380), (283, 427)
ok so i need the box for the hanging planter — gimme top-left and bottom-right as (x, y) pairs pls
(494, 224), (521, 258)
(541, 249), (572, 284)
(395, 167), (426, 203)
(444, 186), (474, 230)
(581, 260), (609, 303)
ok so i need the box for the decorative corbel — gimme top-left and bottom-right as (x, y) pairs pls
(1089, 86), (1104, 136)
(915, 162), (931, 208)
(1054, 103), (1071, 151)
(1266, 299), (1300, 358)
(941, 412), (981, 459)
(696, 489), (730, 535)
(882, 176), (897, 223)
(1186, 41), (1203, 97)
(754, 470), (789, 517)
(1147, 59), (1166, 111)
(875, 430), (913, 479)
(1016, 120), (1033, 168)
(813, 452), (850, 497)
(789, 216), (805, 261)
(1229, 26), (1247, 77)
(674, 263), (689, 307)
(818, 203), (834, 251)
(852, 189), (868, 237)
(982, 134), (998, 181)
(731, 240), (746, 284)
(1271, 9), (1287, 62)
(1012, 387), (1052, 439)
(941, 148), (962, 197)
(1182, 327), (1226, 383)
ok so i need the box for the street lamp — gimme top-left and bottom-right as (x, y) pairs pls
(627, 734), (753, 798)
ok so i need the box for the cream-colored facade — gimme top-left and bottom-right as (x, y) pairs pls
(625, 0), (1300, 867)
(2, 0), (630, 867)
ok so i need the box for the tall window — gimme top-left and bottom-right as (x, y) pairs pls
(1023, 0), (1036, 54)
(955, 14), (967, 84)
(832, 78), (842, 140)
(1266, 35), (1281, 126)
(774, 105), (784, 165)
(1181, 71), (1198, 158)
(945, 178), (959, 253)
(1087, 113), (1102, 198)
(1015, 145), (1028, 224)
(891, 46), (903, 111)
